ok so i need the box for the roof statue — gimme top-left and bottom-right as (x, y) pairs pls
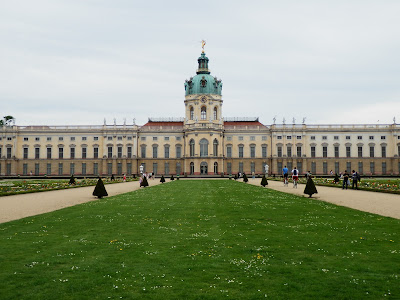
(201, 40), (206, 53)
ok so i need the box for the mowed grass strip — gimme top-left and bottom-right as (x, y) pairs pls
(0, 180), (399, 299)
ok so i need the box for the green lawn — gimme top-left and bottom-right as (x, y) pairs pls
(0, 180), (399, 299)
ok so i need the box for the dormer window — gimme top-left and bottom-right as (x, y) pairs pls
(200, 76), (207, 87)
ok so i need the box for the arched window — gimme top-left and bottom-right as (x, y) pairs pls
(214, 162), (218, 174)
(213, 139), (218, 156)
(200, 139), (209, 157)
(190, 106), (194, 120)
(201, 106), (207, 120)
(189, 139), (195, 156)
(213, 106), (218, 120)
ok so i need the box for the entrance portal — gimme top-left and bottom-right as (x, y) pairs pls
(200, 162), (208, 175)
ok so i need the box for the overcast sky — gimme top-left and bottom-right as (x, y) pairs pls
(1, 1), (400, 126)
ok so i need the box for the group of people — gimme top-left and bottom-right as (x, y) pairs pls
(341, 170), (361, 190)
(282, 166), (299, 187)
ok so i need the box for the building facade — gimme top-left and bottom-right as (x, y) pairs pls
(1, 51), (400, 177)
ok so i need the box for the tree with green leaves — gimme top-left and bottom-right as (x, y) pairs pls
(93, 178), (108, 198)
(304, 177), (318, 198)
(334, 173), (340, 184)
(170, 175), (174, 181)
(260, 175), (268, 187)
(160, 175), (165, 183)
(0, 116), (15, 127)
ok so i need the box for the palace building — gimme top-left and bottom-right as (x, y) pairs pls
(1, 49), (400, 177)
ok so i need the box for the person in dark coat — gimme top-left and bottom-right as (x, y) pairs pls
(304, 175), (318, 198)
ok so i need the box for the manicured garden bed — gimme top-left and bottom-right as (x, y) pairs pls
(0, 180), (399, 299)
(0, 177), (137, 197)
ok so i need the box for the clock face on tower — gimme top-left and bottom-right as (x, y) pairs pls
(201, 96), (207, 103)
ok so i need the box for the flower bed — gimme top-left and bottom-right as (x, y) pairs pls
(0, 178), (137, 197)
(269, 177), (400, 194)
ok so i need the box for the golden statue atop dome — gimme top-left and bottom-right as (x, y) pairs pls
(201, 40), (206, 53)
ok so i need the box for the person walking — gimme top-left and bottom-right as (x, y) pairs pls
(291, 167), (299, 188)
(342, 170), (349, 190)
(352, 170), (359, 190)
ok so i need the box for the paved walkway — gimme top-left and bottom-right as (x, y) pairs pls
(0, 178), (399, 224)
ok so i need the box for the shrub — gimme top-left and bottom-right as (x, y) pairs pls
(92, 178), (108, 198)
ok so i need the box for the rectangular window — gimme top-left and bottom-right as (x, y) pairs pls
(24, 137), (29, 141)
(239, 162), (243, 174)
(117, 137), (123, 141)
(323, 147), (328, 158)
(153, 163), (158, 175)
(335, 161), (339, 174)
(94, 137), (99, 141)
(250, 146), (255, 158)
(334, 146), (339, 158)
(35, 163), (39, 175)
(6, 163), (11, 175)
(238, 146), (244, 158)
(227, 162), (232, 175)
(323, 162), (328, 174)
(70, 148), (75, 159)
(46, 163), (51, 175)
(311, 162), (316, 174)
(141, 137), (146, 141)
(70, 163), (75, 175)
(322, 136), (327, 140)
(58, 163), (63, 175)
(7, 147), (12, 159)
(35, 147), (40, 159)
(176, 146), (181, 158)
(94, 147), (99, 159)
(59, 137), (64, 141)
(262, 136), (267, 141)
(262, 145), (267, 158)
(117, 163), (122, 175)
(94, 163), (98, 176)
(47, 137), (52, 141)
(346, 136), (351, 140)
(287, 146), (292, 157)
(297, 162), (302, 174)
(141, 146), (146, 158)
(287, 162), (292, 172)
(176, 136), (181, 141)
(153, 146), (158, 158)
(334, 136), (339, 140)
(358, 136), (362, 140)
(108, 137), (113, 141)
(227, 146), (232, 158)
(370, 162), (375, 174)
(311, 146), (316, 158)
(358, 146), (363, 158)
(164, 146), (170, 158)
(164, 137), (169, 141)
(381, 146), (386, 158)
(297, 146), (302, 157)
(107, 163), (112, 175)
(250, 136), (255, 141)
(35, 137), (40, 141)
(127, 163), (132, 175)
(381, 136), (386, 140)
(370, 146), (374, 158)
(250, 162), (255, 173)
(70, 137), (75, 141)
(297, 136), (302, 140)
(118, 146), (123, 158)
(346, 146), (351, 158)
(127, 136), (132, 141)
(382, 162), (387, 175)
(82, 137), (87, 141)
(277, 162), (282, 174)
(108, 146), (113, 158)
(226, 136), (232, 141)
(23, 147), (28, 159)
(165, 162), (169, 175)
(369, 136), (374, 140)
(346, 162), (351, 173)
(82, 163), (86, 175)
(277, 146), (282, 157)
(82, 147), (87, 159)
(238, 136), (244, 141)
(176, 162), (181, 175)
(310, 136), (315, 140)
(287, 136), (291, 140)
(127, 146), (132, 158)
(398, 145), (400, 156)
(47, 148), (52, 159)
(23, 163), (28, 175)
(59, 148), (64, 159)
(277, 136), (282, 140)
(153, 137), (158, 141)
(358, 162), (363, 174)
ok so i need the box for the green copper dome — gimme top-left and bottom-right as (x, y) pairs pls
(184, 52), (222, 96)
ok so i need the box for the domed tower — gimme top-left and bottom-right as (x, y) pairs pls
(184, 49), (223, 125)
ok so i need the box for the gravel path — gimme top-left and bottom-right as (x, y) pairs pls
(1, 178), (399, 224)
